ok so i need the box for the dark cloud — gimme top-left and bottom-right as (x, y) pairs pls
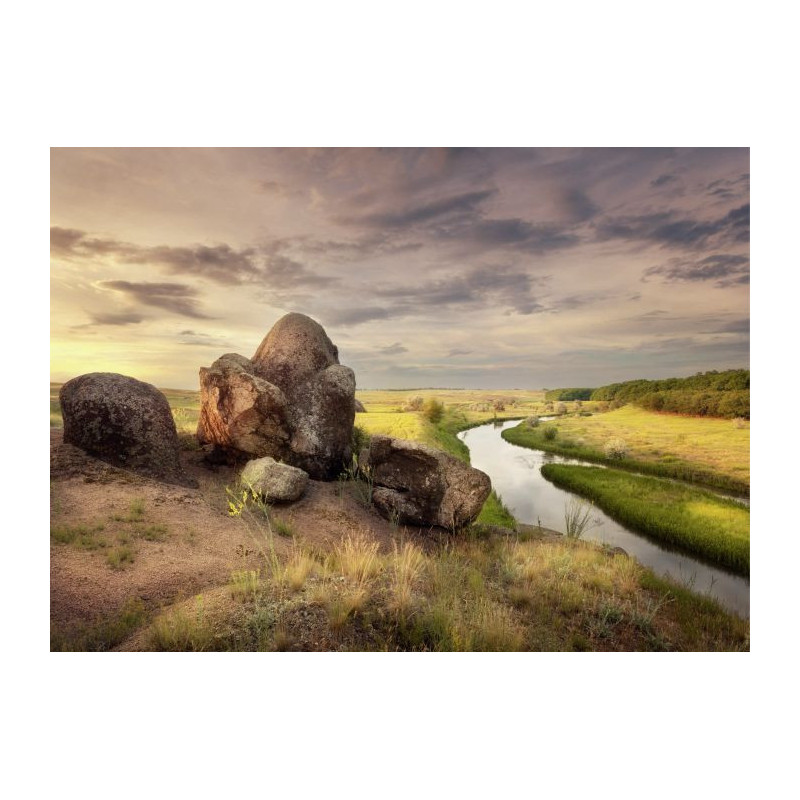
(99, 281), (213, 318)
(596, 203), (749, 249)
(132, 244), (258, 285)
(642, 254), (750, 287)
(178, 330), (234, 347)
(714, 318), (750, 334)
(650, 174), (678, 188)
(50, 226), (339, 290)
(559, 188), (599, 222)
(262, 254), (338, 289)
(376, 264), (545, 316)
(378, 342), (408, 356)
(322, 306), (395, 326)
(465, 218), (580, 253)
(86, 310), (145, 326)
(338, 189), (496, 229)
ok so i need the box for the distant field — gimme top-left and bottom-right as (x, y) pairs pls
(550, 406), (750, 486)
(504, 406), (749, 493)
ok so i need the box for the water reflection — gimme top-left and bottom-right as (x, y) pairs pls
(459, 420), (750, 618)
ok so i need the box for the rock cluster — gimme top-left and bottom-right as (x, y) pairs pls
(197, 313), (356, 479)
(359, 435), (491, 529)
(59, 372), (194, 487)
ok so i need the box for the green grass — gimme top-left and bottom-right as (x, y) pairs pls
(51, 598), (150, 651)
(502, 411), (749, 496)
(540, 464), (750, 575)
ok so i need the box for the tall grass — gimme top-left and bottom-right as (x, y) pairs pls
(541, 464), (750, 575)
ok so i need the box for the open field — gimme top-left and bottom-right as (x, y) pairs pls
(503, 406), (750, 494)
(540, 464), (750, 575)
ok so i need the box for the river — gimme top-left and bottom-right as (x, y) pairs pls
(458, 419), (750, 618)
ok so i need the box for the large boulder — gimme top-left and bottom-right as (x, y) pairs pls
(59, 372), (194, 487)
(197, 313), (356, 479)
(360, 435), (491, 529)
(240, 456), (308, 503)
(355, 399), (367, 413)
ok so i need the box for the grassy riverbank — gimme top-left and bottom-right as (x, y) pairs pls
(502, 407), (749, 495)
(540, 464), (750, 575)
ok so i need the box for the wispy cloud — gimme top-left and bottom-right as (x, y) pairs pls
(98, 281), (214, 318)
(642, 254), (750, 287)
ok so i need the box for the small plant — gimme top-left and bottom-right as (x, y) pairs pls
(106, 545), (135, 569)
(332, 532), (382, 585)
(422, 398), (445, 423)
(603, 438), (629, 459)
(271, 517), (295, 538)
(128, 499), (146, 520)
(563, 497), (596, 539)
(230, 569), (262, 601)
(351, 424), (371, 455)
(525, 416), (540, 428)
(543, 426), (558, 441)
(555, 402), (567, 415)
(404, 395), (424, 411)
(388, 541), (426, 618)
(150, 596), (213, 651)
(140, 524), (168, 542)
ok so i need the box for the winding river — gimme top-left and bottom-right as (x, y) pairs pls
(458, 419), (750, 618)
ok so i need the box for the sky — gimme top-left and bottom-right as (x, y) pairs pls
(50, 147), (749, 390)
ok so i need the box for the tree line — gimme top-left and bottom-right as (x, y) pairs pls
(546, 370), (750, 419)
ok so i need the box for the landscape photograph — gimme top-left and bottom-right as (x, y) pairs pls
(50, 146), (750, 652)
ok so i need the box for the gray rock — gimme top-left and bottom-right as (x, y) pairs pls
(59, 372), (194, 487)
(197, 313), (356, 479)
(361, 435), (491, 529)
(355, 399), (367, 413)
(240, 456), (309, 503)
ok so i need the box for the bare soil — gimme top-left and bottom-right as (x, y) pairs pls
(50, 430), (407, 645)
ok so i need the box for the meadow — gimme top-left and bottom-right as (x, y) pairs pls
(540, 464), (750, 575)
(502, 406), (749, 495)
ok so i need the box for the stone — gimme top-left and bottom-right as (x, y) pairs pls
(59, 372), (194, 487)
(240, 456), (309, 503)
(197, 313), (356, 479)
(355, 399), (367, 413)
(360, 435), (491, 529)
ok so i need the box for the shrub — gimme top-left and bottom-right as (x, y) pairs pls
(555, 402), (567, 415)
(404, 395), (424, 411)
(422, 398), (445, 423)
(604, 438), (629, 459)
(492, 399), (506, 412)
(352, 424), (371, 454)
(543, 426), (558, 441)
(525, 416), (540, 428)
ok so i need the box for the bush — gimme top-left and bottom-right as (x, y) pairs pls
(422, 398), (445, 423)
(543, 426), (558, 441)
(404, 395), (424, 411)
(352, 424), (371, 454)
(604, 438), (629, 459)
(555, 403), (567, 415)
(525, 416), (540, 428)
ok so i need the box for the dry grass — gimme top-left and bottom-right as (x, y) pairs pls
(549, 405), (750, 486)
(387, 541), (427, 617)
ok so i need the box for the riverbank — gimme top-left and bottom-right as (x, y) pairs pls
(502, 410), (749, 496)
(540, 464), (750, 575)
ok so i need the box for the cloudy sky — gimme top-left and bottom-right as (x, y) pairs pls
(50, 147), (749, 390)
